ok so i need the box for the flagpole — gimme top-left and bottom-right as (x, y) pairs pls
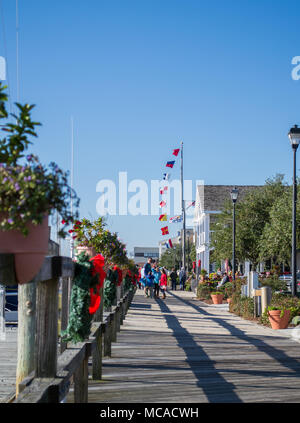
(181, 141), (186, 270)
(70, 116), (74, 259)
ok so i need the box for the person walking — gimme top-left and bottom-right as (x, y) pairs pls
(169, 268), (178, 291)
(143, 258), (152, 297)
(160, 268), (168, 299)
(179, 267), (187, 291)
(152, 266), (161, 298)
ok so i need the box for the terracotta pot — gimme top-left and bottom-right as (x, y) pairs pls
(75, 245), (96, 258)
(0, 215), (49, 285)
(268, 309), (290, 330)
(211, 294), (224, 304)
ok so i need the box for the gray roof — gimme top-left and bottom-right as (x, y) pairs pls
(197, 185), (262, 212)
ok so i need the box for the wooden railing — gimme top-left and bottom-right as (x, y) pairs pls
(0, 254), (135, 403)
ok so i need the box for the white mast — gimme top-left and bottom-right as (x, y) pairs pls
(70, 116), (74, 258)
(16, 0), (19, 103)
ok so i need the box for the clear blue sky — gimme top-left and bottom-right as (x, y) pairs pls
(1, 0), (300, 253)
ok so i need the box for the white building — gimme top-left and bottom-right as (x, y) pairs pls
(194, 184), (260, 273)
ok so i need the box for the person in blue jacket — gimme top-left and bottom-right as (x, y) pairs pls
(152, 266), (162, 298)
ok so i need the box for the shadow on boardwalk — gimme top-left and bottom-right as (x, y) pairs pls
(167, 291), (300, 380)
(155, 295), (243, 403)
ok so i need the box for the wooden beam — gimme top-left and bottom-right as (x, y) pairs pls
(16, 281), (37, 396)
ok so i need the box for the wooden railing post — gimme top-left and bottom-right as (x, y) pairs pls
(73, 350), (89, 403)
(103, 314), (112, 357)
(60, 276), (71, 354)
(92, 287), (104, 380)
(16, 281), (37, 397)
(35, 277), (59, 378)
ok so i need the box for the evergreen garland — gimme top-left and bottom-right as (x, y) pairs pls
(103, 269), (118, 309)
(61, 252), (99, 343)
(124, 274), (133, 292)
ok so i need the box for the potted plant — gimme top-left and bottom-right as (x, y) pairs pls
(200, 269), (207, 283)
(0, 83), (80, 284)
(210, 291), (224, 304)
(268, 306), (291, 330)
(72, 217), (128, 267)
(224, 282), (234, 303)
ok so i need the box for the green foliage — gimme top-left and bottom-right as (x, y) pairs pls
(73, 217), (128, 266)
(200, 269), (208, 277)
(185, 281), (191, 291)
(229, 294), (254, 319)
(197, 281), (217, 299)
(124, 274), (134, 292)
(259, 275), (287, 293)
(259, 188), (300, 265)
(259, 293), (300, 326)
(159, 243), (195, 270)
(0, 83), (79, 236)
(210, 174), (288, 267)
(103, 269), (117, 309)
(61, 253), (99, 343)
(292, 316), (300, 326)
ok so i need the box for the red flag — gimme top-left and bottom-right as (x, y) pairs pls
(168, 239), (173, 248)
(160, 200), (166, 207)
(173, 149), (180, 156)
(161, 226), (169, 235)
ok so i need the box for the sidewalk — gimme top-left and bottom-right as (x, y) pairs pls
(82, 289), (300, 403)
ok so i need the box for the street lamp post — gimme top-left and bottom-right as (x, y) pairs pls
(230, 187), (239, 281)
(288, 125), (300, 297)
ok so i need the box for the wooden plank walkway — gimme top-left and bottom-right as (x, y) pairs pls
(0, 327), (17, 402)
(68, 289), (300, 403)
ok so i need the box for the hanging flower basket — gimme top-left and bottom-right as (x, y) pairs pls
(0, 215), (49, 285)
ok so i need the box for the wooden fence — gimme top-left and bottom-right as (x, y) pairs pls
(0, 254), (135, 403)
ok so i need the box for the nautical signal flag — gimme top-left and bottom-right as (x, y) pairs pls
(166, 161), (175, 168)
(173, 148), (180, 156)
(159, 214), (167, 221)
(165, 239), (173, 248)
(170, 215), (182, 223)
(186, 200), (196, 210)
(161, 226), (169, 235)
(163, 173), (170, 181)
(160, 200), (166, 208)
(160, 186), (168, 195)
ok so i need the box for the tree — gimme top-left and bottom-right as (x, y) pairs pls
(259, 187), (300, 266)
(210, 174), (288, 267)
(159, 243), (195, 271)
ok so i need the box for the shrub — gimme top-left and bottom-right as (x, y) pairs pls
(197, 282), (214, 300)
(259, 275), (287, 293)
(185, 281), (191, 291)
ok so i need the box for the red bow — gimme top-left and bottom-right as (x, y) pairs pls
(113, 265), (123, 286)
(89, 254), (106, 315)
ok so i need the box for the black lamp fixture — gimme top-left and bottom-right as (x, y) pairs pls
(230, 187), (239, 280)
(288, 125), (300, 296)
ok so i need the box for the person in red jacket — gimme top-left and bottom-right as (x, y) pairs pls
(160, 268), (168, 299)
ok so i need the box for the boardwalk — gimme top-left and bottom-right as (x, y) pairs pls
(72, 289), (300, 403)
(0, 327), (17, 402)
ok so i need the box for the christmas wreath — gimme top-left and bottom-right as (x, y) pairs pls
(103, 268), (118, 309)
(61, 252), (104, 343)
(124, 273), (134, 292)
